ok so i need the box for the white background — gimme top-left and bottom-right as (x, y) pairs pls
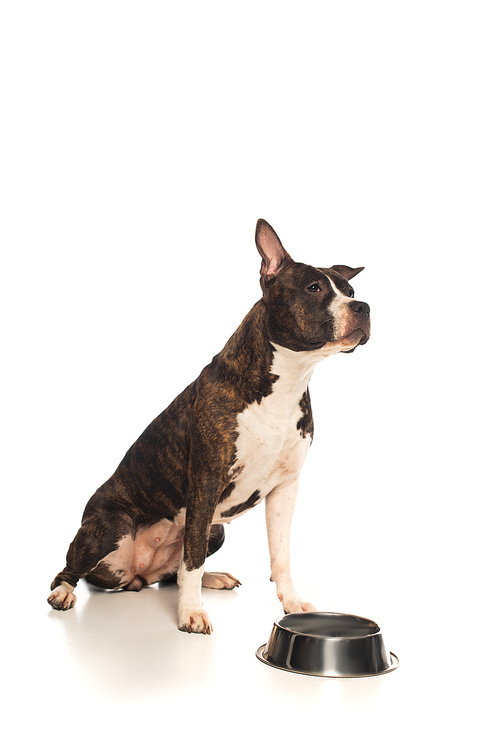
(2, 2), (498, 747)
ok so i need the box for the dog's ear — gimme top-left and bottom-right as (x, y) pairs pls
(255, 219), (293, 284)
(330, 264), (364, 281)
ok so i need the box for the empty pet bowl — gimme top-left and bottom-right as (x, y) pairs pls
(256, 611), (399, 678)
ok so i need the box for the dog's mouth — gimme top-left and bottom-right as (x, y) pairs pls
(342, 329), (369, 354)
(308, 328), (369, 352)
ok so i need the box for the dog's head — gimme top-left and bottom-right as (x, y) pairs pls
(255, 219), (370, 355)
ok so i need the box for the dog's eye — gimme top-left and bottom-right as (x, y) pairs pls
(307, 283), (321, 293)
(348, 289), (355, 298)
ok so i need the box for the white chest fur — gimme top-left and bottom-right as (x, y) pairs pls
(214, 343), (317, 522)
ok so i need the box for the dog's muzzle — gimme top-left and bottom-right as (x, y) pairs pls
(343, 300), (370, 351)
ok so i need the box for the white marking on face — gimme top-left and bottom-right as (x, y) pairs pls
(327, 275), (346, 297)
(326, 276), (356, 340)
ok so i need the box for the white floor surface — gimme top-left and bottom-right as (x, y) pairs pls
(6, 467), (498, 749)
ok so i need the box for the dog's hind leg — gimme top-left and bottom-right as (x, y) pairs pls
(48, 580), (77, 610)
(48, 497), (132, 611)
(202, 527), (241, 589)
(201, 571), (241, 589)
(48, 527), (93, 610)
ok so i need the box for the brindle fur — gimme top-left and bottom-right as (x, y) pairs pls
(49, 219), (369, 621)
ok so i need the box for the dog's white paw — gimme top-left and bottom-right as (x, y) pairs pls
(178, 608), (213, 635)
(280, 595), (316, 614)
(47, 583), (77, 611)
(202, 571), (241, 590)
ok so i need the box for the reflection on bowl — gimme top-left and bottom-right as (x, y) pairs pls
(256, 611), (399, 678)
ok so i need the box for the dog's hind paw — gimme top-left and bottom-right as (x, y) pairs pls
(178, 608), (213, 635)
(47, 582), (77, 611)
(202, 571), (241, 590)
(125, 576), (144, 592)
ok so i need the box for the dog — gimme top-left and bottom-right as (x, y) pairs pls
(48, 219), (370, 633)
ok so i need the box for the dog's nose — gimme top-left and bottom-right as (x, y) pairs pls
(351, 301), (370, 317)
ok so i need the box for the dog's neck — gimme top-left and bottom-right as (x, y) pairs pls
(214, 299), (319, 405)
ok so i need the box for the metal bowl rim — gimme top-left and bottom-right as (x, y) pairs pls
(273, 611), (382, 641)
(255, 644), (399, 679)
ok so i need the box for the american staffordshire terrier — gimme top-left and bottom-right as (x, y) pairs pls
(48, 219), (370, 634)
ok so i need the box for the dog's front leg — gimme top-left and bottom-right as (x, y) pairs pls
(265, 479), (316, 614)
(177, 500), (215, 634)
(177, 558), (212, 634)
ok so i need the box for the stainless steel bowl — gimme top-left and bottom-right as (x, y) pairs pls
(256, 611), (399, 678)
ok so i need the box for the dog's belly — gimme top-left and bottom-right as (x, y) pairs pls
(89, 516), (185, 589)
